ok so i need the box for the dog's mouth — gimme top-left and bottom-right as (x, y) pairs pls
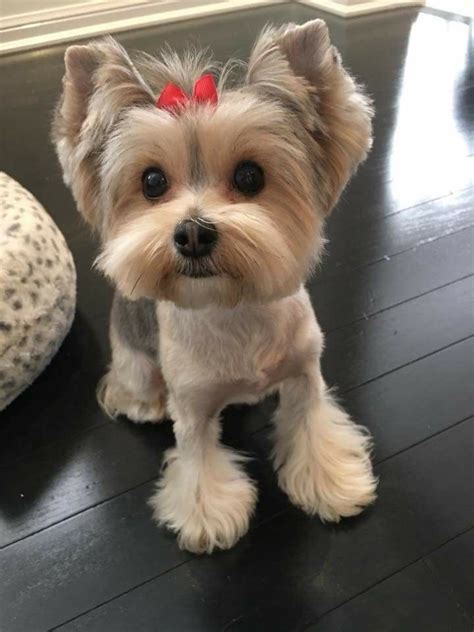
(176, 258), (218, 279)
(182, 269), (217, 279)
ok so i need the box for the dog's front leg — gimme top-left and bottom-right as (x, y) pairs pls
(149, 393), (257, 554)
(273, 359), (377, 522)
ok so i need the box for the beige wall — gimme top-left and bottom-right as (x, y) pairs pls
(2, 0), (106, 19)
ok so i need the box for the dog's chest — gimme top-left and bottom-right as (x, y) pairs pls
(158, 301), (299, 390)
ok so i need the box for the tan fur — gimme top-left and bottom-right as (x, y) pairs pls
(247, 20), (373, 212)
(52, 37), (154, 227)
(94, 95), (322, 307)
(52, 21), (376, 554)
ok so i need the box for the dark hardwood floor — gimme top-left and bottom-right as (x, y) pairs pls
(1, 4), (473, 631)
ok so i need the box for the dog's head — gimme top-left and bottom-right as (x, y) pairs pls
(53, 20), (372, 308)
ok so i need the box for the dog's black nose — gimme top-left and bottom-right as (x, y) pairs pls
(174, 219), (217, 258)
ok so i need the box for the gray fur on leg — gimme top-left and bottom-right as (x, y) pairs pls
(111, 293), (159, 361)
(98, 293), (166, 423)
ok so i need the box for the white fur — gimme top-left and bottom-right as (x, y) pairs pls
(273, 375), (377, 521)
(150, 415), (257, 554)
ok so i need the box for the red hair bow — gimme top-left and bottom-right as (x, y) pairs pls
(156, 74), (218, 112)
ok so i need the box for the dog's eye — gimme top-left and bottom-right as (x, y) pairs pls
(142, 167), (168, 199)
(233, 161), (264, 196)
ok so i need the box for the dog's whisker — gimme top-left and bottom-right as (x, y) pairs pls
(130, 271), (144, 297)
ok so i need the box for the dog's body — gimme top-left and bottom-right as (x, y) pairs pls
(53, 19), (377, 553)
(110, 286), (315, 416)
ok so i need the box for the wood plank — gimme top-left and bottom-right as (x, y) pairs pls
(242, 334), (474, 443)
(335, 155), (474, 230)
(323, 276), (474, 391)
(311, 225), (474, 332)
(305, 559), (472, 632)
(425, 529), (474, 622)
(323, 186), (474, 278)
(41, 420), (473, 632)
(0, 483), (191, 632)
(0, 421), (174, 547)
(342, 10), (474, 104)
(344, 337), (474, 462)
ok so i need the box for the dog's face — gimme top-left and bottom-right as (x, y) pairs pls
(53, 21), (373, 308)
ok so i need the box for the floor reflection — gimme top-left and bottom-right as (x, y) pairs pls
(389, 12), (472, 201)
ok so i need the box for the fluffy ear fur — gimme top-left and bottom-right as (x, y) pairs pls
(52, 37), (154, 228)
(246, 20), (373, 213)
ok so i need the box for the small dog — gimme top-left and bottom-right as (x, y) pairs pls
(53, 19), (377, 554)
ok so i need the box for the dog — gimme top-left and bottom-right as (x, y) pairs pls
(52, 19), (377, 554)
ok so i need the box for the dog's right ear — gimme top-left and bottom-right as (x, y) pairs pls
(52, 38), (153, 229)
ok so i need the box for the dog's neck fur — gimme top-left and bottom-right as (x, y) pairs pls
(160, 289), (303, 340)
(157, 286), (314, 388)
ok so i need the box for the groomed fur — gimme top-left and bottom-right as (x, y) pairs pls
(247, 21), (373, 212)
(273, 381), (377, 521)
(52, 20), (372, 307)
(52, 37), (154, 228)
(150, 439), (257, 553)
(53, 20), (377, 554)
(94, 95), (321, 307)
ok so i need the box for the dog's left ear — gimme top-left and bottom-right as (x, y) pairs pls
(246, 20), (373, 213)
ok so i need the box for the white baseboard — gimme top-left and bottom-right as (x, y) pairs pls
(0, 1), (145, 30)
(0, 0), (283, 55)
(298, 0), (424, 17)
(0, 0), (427, 56)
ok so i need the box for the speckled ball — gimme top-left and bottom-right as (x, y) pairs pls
(0, 172), (76, 411)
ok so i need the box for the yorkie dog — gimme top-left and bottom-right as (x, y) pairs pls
(53, 19), (377, 554)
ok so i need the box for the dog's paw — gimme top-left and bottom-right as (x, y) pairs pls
(150, 447), (257, 554)
(274, 399), (377, 522)
(97, 373), (167, 423)
(278, 442), (377, 521)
